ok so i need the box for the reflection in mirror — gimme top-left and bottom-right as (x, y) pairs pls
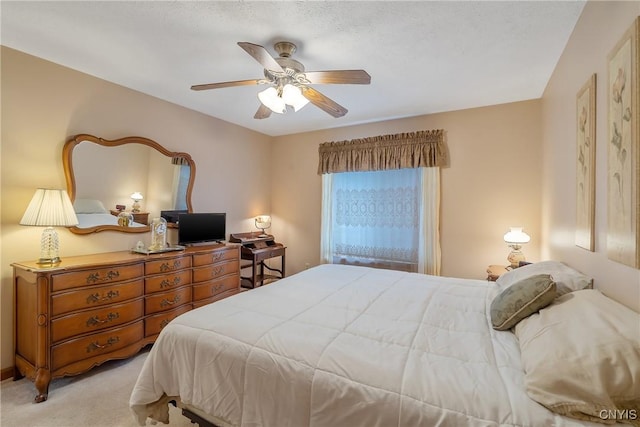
(63, 134), (195, 234)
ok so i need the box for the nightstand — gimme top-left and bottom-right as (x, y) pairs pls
(110, 210), (150, 225)
(486, 264), (509, 281)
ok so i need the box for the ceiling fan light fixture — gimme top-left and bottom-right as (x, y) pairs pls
(282, 84), (309, 112)
(258, 87), (286, 114)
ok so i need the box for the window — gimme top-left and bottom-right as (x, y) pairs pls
(318, 129), (446, 275)
(322, 167), (440, 274)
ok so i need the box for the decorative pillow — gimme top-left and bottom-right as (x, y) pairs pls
(490, 273), (556, 331)
(515, 290), (640, 426)
(73, 198), (108, 214)
(496, 260), (592, 296)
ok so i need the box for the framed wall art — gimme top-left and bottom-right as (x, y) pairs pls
(607, 17), (640, 268)
(576, 74), (596, 251)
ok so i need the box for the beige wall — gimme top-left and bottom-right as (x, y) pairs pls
(541, 1), (640, 312)
(0, 47), (273, 370)
(271, 100), (543, 280)
(4, 0), (638, 374)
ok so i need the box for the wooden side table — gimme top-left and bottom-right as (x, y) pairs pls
(240, 244), (286, 288)
(486, 264), (509, 281)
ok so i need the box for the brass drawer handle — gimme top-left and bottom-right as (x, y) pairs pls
(86, 270), (120, 284)
(86, 312), (120, 327)
(160, 319), (170, 329)
(86, 336), (119, 353)
(211, 266), (224, 277)
(86, 290), (120, 304)
(211, 283), (224, 294)
(159, 276), (182, 289)
(160, 295), (181, 307)
(160, 260), (182, 272)
(211, 252), (223, 261)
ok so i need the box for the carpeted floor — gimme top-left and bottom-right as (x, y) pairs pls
(0, 348), (194, 427)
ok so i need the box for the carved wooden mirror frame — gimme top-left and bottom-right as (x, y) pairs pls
(63, 134), (196, 234)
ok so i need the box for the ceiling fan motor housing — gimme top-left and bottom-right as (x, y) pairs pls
(274, 41), (297, 57)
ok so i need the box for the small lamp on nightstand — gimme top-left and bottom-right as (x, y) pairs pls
(255, 215), (272, 237)
(503, 227), (531, 269)
(130, 192), (143, 213)
(20, 188), (79, 264)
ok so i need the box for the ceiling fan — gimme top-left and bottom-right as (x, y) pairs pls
(191, 41), (371, 119)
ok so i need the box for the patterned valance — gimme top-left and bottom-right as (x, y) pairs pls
(317, 129), (447, 174)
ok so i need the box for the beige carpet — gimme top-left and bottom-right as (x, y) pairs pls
(1, 348), (194, 427)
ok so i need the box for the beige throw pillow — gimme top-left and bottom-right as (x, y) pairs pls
(490, 274), (556, 331)
(515, 290), (640, 426)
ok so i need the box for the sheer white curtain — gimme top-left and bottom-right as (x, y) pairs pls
(171, 164), (190, 210)
(321, 167), (440, 275)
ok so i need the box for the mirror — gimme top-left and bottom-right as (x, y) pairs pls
(63, 134), (195, 234)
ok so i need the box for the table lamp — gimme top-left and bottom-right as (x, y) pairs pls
(503, 227), (531, 269)
(131, 192), (143, 213)
(255, 215), (272, 237)
(20, 188), (79, 264)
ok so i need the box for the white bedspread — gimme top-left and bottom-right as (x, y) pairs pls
(130, 264), (607, 427)
(76, 213), (146, 228)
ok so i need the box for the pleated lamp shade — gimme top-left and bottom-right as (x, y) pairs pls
(20, 189), (78, 264)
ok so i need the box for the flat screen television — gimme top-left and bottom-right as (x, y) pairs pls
(160, 209), (188, 224)
(177, 213), (226, 245)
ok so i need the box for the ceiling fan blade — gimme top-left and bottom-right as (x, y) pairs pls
(303, 70), (371, 85)
(254, 103), (272, 119)
(191, 79), (262, 91)
(302, 87), (348, 118)
(238, 42), (284, 73)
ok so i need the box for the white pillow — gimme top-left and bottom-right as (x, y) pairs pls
(496, 260), (592, 296)
(515, 290), (640, 425)
(73, 198), (108, 214)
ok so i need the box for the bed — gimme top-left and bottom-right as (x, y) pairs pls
(73, 198), (146, 228)
(130, 263), (640, 427)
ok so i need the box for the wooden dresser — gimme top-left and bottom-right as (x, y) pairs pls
(12, 244), (240, 403)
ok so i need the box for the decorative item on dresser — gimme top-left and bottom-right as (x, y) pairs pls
(12, 244), (240, 403)
(130, 192), (144, 213)
(109, 209), (150, 226)
(19, 188), (79, 264)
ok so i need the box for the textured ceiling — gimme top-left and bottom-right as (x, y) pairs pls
(1, 1), (585, 136)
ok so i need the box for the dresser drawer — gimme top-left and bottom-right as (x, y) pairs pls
(145, 255), (191, 275)
(51, 321), (144, 371)
(51, 279), (144, 316)
(145, 270), (192, 294)
(192, 275), (239, 301)
(192, 259), (239, 283)
(193, 289), (243, 308)
(51, 263), (144, 292)
(145, 286), (192, 315)
(145, 304), (191, 337)
(51, 299), (144, 343)
(192, 247), (238, 267)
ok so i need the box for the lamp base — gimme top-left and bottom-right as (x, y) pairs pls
(39, 227), (62, 265)
(507, 249), (526, 269)
(37, 257), (61, 265)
